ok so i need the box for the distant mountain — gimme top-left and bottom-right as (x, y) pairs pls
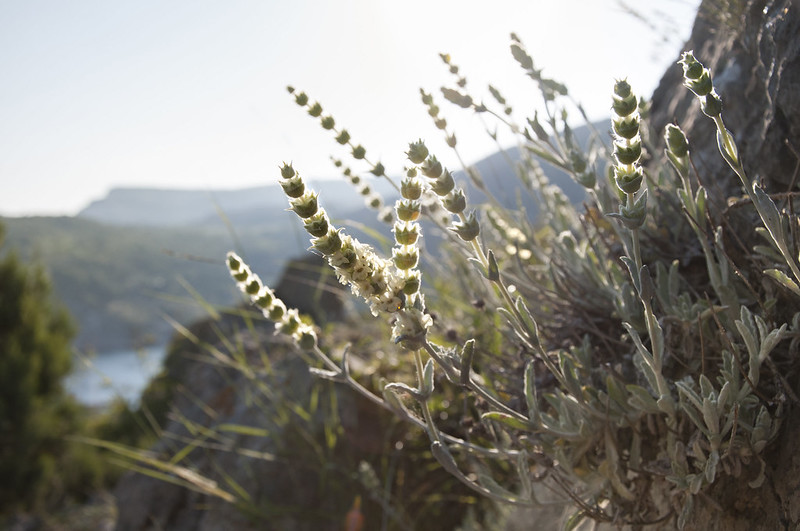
(456, 144), (593, 215)
(78, 178), (399, 228)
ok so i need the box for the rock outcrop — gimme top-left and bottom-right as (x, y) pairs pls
(648, 1), (800, 528)
(650, 0), (800, 198)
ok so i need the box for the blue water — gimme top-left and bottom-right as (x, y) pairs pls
(65, 346), (168, 408)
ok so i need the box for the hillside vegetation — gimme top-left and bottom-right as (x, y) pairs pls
(1, 216), (291, 351)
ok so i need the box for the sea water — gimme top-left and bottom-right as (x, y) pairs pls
(65, 345), (168, 408)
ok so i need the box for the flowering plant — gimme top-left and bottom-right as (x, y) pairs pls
(228, 38), (798, 528)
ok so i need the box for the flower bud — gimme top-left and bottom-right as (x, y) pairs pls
(420, 89), (434, 106)
(294, 92), (309, 106)
(336, 238), (358, 270)
(612, 80), (637, 117)
(278, 309), (301, 335)
(612, 114), (640, 140)
(679, 52), (716, 97)
(614, 165), (644, 194)
(435, 118), (447, 130)
(450, 211), (480, 241)
(312, 228), (342, 255)
(679, 51), (704, 80)
(320, 115), (335, 130)
(442, 188), (466, 214)
(378, 207), (394, 224)
(254, 287), (275, 309)
(401, 178), (422, 200)
(614, 79), (632, 98)
(359, 185), (371, 196)
(427, 104), (440, 118)
(336, 130), (351, 145)
(685, 71), (713, 97)
(701, 92), (723, 117)
(227, 253), (250, 281)
(393, 247), (419, 270)
(297, 329), (317, 351)
(367, 195), (382, 209)
(421, 156), (443, 179)
(665, 124), (689, 158)
(406, 140), (429, 165)
(394, 222), (420, 245)
(268, 300), (287, 321)
(303, 210), (329, 237)
(289, 192), (319, 218)
(446, 134), (457, 148)
(392, 308), (433, 350)
(280, 175), (305, 198)
(352, 145), (366, 160)
(402, 271), (421, 295)
(431, 169), (455, 196)
(280, 163), (296, 179)
(370, 162), (385, 176)
(396, 199), (421, 222)
(227, 253), (242, 273)
(308, 102), (322, 117)
(245, 278), (261, 295)
(614, 140), (642, 166)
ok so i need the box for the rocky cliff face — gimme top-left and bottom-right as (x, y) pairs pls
(650, 0), (800, 197)
(648, 1), (800, 528)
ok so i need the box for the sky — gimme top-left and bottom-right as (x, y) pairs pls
(0, 0), (702, 217)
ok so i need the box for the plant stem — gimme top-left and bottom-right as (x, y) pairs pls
(712, 115), (800, 284)
(309, 344), (516, 458)
(421, 340), (528, 422)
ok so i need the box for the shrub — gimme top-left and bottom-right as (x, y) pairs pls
(227, 34), (800, 527)
(0, 224), (108, 514)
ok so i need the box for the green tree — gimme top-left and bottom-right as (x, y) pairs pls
(0, 223), (94, 513)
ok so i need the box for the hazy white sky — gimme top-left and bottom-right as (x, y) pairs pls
(0, 0), (701, 217)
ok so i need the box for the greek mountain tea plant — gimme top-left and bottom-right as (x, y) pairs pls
(228, 37), (798, 528)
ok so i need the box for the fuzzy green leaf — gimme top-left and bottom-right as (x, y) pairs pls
(764, 269), (800, 296)
(524, 361), (541, 425)
(705, 449), (719, 483)
(626, 384), (659, 414)
(459, 339), (475, 387)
